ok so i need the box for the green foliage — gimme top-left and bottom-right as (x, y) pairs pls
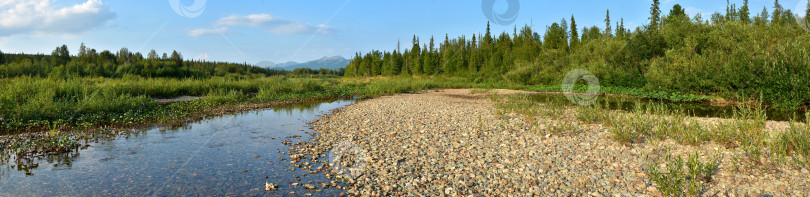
(493, 94), (539, 119)
(343, 2), (808, 110)
(770, 112), (810, 167)
(645, 150), (720, 197)
(0, 44), (343, 79)
(0, 76), (343, 133)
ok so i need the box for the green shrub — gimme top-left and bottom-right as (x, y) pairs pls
(646, 150), (720, 197)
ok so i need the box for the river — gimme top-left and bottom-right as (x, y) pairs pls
(0, 100), (354, 196)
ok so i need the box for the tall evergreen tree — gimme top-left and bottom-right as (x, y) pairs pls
(605, 10), (612, 37)
(570, 15), (579, 48)
(670, 4), (686, 17)
(773, 0), (783, 25)
(729, 3), (738, 21)
(739, 0), (750, 23)
(758, 6), (770, 25)
(650, 0), (661, 30)
(410, 35), (421, 75)
(429, 36), (435, 52)
(725, 0), (732, 21)
(484, 22), (493, 45)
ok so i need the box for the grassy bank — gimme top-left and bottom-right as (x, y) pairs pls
(0, 75), (507, 157)
(493, 94), (810, 169)
(0, 76), (339, 133)
(524, 84), (714, 103)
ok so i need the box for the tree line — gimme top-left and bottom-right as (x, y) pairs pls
(345, 0), (810, 109)
(0, 44), (344, 79)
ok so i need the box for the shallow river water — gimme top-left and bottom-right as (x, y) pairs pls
(0, 100), (354, 196)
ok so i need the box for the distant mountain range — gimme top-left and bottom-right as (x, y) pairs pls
(257, 56), (349, 71)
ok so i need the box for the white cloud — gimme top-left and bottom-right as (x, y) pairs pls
(625, 22), (639, 30)
(190, 13), (332, 36)
(194, 52), (208, 60)
(268, 23), (331, 35)
(215, 14), (281, 27)
(187, 27), (230, 36)
(684, 7), (709, 18)
(0, 0), (115, 37)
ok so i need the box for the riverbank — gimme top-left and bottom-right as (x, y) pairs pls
(0, 76), (492, 157)
(291, 89), (809, 196)
(0, 93), (349, 157)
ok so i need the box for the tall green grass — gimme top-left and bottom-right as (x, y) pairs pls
(0, 76), (343, 133)
(338, 76), (501, 97)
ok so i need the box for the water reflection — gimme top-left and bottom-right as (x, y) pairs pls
(0, 99), (354, 196)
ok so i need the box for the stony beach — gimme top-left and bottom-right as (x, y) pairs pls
(287, 89), (809, 196)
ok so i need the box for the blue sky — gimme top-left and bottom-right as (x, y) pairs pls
(0, 0), (805, 64)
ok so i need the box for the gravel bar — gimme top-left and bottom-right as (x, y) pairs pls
(287, 89), (809, 196)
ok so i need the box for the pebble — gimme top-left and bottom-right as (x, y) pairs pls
(285, 89), (810, 196)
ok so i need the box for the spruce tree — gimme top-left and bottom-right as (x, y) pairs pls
(570, 15), (579, 49)
(605, 10), (612, 37)
(650, 0), (661, 30)
(484, 22), (493, 45)
(740, 0), (750, 23)
(759, 6), (770, 25)
(773, 0), (783, 25)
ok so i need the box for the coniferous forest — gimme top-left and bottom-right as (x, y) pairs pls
(345, 0), (810, 109)
(0, 44), (344, 79)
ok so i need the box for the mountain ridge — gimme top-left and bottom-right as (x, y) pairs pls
(256, 56), (348, 71)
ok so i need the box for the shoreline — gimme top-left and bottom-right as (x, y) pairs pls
(0, 95), (352, 157)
